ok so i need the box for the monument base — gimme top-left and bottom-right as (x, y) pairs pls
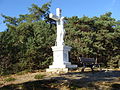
(46, 45), (77, 73)
(48, 61), (77, 69)
(46, 68), (68, 74)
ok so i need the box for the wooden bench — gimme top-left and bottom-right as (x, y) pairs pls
(79, 57), (101, 72)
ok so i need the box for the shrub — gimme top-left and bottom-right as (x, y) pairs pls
(4, 77), (16, 82)
(34, 74), (45, 79)
(16, 70), (32, 75)
(108, 55), (120, 68)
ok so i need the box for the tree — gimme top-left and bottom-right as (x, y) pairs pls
(65, 12), (120, 67)
(0, 2), (56, 75)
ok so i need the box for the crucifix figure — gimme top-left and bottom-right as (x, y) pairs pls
(49, 8), (66, 46)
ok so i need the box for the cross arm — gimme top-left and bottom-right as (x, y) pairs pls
(49, 13), (60, 21)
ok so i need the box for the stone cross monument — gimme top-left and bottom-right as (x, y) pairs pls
(46, 8), (77, 73)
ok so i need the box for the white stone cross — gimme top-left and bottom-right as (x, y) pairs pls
(49, 8), (65, 46)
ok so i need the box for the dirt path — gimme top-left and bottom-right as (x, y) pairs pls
(0, 70), (60, 87)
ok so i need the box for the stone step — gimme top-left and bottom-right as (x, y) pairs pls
(66, 64), (78, 69)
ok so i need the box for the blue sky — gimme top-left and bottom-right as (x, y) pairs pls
(0, 0), (120, 31)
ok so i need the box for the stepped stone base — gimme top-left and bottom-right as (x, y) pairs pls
(66, 64), (78, 69)
(46, 68), (68, 74)
(46, 45), (77, 74)
(48, 62), (77, 69)
(46, 64), (77, 74)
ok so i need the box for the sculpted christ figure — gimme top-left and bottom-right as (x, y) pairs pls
(49, 8), (66, 46)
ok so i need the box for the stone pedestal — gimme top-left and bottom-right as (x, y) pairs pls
(46, 45), (77, 73)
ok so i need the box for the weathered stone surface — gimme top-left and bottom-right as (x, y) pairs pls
(46, 68), (68, 74)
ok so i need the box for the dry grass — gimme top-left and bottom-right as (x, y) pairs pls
(0, 68), (120, 89)
(4, 77), (16, 82)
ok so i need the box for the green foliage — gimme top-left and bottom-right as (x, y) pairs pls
(108, 55), (120, 68)
(0, 2), (55, 75)
(65, 12), (120, 66)
(34, 74), (45, 79)
(4, 77), (16, 82)
(16, 70), (32, 75)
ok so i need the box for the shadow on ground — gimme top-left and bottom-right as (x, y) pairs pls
(1, 70), (120, 90)
(1, 79), (59, 90)
(62, 70), (120, 89)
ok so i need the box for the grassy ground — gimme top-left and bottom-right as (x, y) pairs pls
(0, 68), (120, 90)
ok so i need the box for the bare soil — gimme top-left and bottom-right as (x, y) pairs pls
(0, 68), (120, 90)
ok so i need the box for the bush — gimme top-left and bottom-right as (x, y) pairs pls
(108, 55), (120, 68)
(16, 70), (32, 75)
(34, 74), (45, 79)
(4, 77), (16, 82)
